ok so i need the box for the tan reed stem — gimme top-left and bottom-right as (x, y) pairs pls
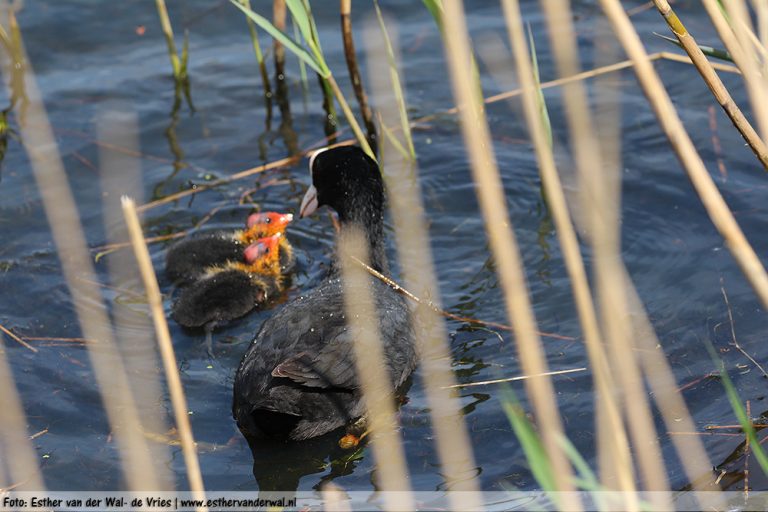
(653, 0), (768, 171)
(601, 0), (768, 333)
(337, 228), (414, 508)
(703, 0), (768, 142)
(121, 196), (207, 506)
(0, 335), (45, 491)
(3, 23), (159, 491)
(441, 0), (580, 504)
(98, 107), (172, 489)
(364, 17), (482, 507)
(540, 0), (670, 500)
(502, 0), (638, 503)
(599, 0), (753, 500)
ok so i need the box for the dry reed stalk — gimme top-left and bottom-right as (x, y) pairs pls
(592, 16), (629, 491)
(441, 0), (579, 504)
(340, 0), (376, 146)
(337, 228), (414, 509)
(0, 336), (45, 491)
(98, 108), (172, 489)
(2, 22), (160, 491)
(437, 52), (739, 121)
(652, 0), (768, 171)
(321, 483), (352, 512)
(600, 0), (768, 328)
(598, 0), (752, 499)
(703, 0), (768, 142)
(363, 15), (482, 507)
(121, 197), (207, 506)
(502, 0), (638, 502)
(756, 0), (768, 49)
(540, 0), (670, 500)
(622, 270), (720, 500)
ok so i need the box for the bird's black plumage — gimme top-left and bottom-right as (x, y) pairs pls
(171, 268), (269, 329)
(165, 233), (245, 285)
(232, 146), (417, 441)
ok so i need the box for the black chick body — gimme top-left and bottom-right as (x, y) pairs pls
(171, 234), (286, 330)
(233, 146), (417, 441)
(170, 268), (270, 329)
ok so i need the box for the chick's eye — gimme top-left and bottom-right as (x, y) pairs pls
(265, 217), (271, 223)
(265, 248), (270, 253)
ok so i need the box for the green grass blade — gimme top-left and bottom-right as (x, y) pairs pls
(378, 113), (410, 160)
(527, 24), (552, 148)
(374, 1), (415, 159)
(556, 434), (598, 490)
(499, 390), (557, 494)
(229, 0), (326, 76)
(422, 0), (444, 32)
(180, 30), (190, 78)
(291, 17), (309, 97)
(653, 32), (733, 62)
(285, 0), (312, 45)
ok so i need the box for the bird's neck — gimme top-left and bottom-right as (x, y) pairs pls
(334, 209), (389, 275)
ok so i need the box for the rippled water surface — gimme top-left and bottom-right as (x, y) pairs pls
(2, 0), (768, 495)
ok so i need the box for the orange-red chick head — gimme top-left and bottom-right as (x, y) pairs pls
(243, 233), (282, 276)
(245, 212), (293, 239)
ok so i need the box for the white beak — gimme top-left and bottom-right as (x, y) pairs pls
(299, 185), (319, 218)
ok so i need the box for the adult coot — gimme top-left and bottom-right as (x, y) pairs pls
(232, 146), (417, 441)
(165, 211), (293, 285)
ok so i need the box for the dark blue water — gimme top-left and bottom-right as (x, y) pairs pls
(2, 0), (767, 495)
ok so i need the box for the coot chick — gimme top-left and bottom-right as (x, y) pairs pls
(165, 211), (293, 285)
(171, 234), (286, 330)
(232, 146), (417, 441)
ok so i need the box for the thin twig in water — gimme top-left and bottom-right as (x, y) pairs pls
(350, 256), (574, 341)
(28, 428), (48, 440)
(705, 424), (768, 430)
(721, 279), (768, 378)
(0, 323), (36, 352)
(24, 337), (93, 344)
(443, 367), (586, 389)
(92, 203), (227, 257)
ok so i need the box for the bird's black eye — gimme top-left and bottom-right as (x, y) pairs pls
(265, 248), (270, 253)
(265, 218), (271, 223)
